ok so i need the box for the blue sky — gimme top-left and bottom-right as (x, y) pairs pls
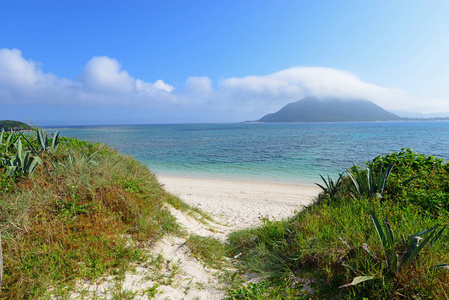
(1, 0), (449, 125)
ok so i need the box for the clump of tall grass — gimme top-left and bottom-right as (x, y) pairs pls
(185, 234), (228, 269)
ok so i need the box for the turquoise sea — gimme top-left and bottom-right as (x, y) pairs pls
(54, 122), (449, 185)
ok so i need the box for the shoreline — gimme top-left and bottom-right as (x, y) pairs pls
(158, 175), (321, 230)
(154, 170), (319, 187)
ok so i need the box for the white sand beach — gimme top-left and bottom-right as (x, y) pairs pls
(158, 176), (321, 231)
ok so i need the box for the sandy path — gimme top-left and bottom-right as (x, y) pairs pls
(71, 176), (320, 299)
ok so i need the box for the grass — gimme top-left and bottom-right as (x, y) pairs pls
(0, 132), (204, 298)
(227, 149), (449, 299)
(185, 234), (228, 269)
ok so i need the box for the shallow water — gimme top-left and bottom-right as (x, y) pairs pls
(54, 121), (449, 184)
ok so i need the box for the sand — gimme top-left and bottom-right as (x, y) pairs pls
(71, 176), (321, 299)
(158, 176), (321, 231)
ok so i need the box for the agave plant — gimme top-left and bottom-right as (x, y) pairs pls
(36, 127), (49, 152)
(371, 210), (447, 273)
(339, 211), (447, 287)
(316, 172), (344, 198)
(4, 138), (43, 177)
(1, 131), (18, 157)
(4, 159), (17, 177)
(347, 162), (394, 199)
(35, 128), (61, 153)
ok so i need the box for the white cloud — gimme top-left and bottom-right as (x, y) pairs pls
(2, 48), (448, 122)
(136, 79), (174, 95)
(80, 56), (136, 94)
(0, 48), (76, 104)
(0, 48), (42, 86)
(185, 76), (213, 95)
(0, 49), (175, 107)
(153, 79), (174, 92)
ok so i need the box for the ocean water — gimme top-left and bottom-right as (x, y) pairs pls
(54, 122), (449, 184)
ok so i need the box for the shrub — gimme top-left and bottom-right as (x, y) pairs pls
(371, 148), (449, 215)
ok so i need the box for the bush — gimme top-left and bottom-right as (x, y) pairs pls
(371, 148), (449, 215)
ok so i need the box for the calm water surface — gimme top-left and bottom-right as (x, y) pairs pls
(53, 122), (449, 184)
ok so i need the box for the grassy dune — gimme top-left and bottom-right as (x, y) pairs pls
(227, 149), (449, 299)
(0, 130), (193, 298)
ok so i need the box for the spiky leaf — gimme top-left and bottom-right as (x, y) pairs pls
(339, 276), (375, 288)
(370, 210), (387, 248)
(430, 264), (449, 270)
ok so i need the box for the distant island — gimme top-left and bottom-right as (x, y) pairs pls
(258, 97), (402, 122)
(0, 120), (32, 131)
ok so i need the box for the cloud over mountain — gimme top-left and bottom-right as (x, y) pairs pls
(218, 67), (406, 113)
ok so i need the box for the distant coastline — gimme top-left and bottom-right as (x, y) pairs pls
(249, 118), (449, 123)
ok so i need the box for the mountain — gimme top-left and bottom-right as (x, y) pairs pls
(258, 97), (401, 122)
(0, 120), (32, 131)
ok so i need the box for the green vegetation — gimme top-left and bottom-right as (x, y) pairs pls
(2, 126), (448, 299)
(316, 173), (344, 199)
(0, 120), (31, 131)
(227, 148), (449, 299)
(185, 234), (228, 269)
(347, 162), (394, 199)
(0, 128), (196, 298)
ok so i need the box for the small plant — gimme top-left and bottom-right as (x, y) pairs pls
(65, 150), (97, 168)
(225, 280), (300, 299)
(226, 281), (271, 299)
(3, 138), (43, 177)
(185, 234), (228, 269)
(339, 210), (448, 287)
(0, 174), (16, 192)
(0, 130), (19, 156)
(142, 283), (160, 298)
(57, 195), (92, 218)
(370, 210), (447, 274)
(347, 162), (394, 199)
(35, 127), (61, 153)
(316, 172), (344, 198)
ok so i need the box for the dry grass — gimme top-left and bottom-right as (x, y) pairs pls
(0, 137), (185, 298)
